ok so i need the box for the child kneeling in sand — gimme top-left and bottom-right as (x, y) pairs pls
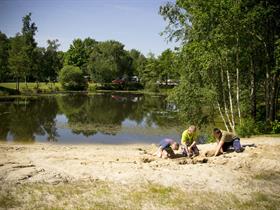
(154, 138), (179, 159)
(213, 128), (243, 156)
(181, 125), (199, 157)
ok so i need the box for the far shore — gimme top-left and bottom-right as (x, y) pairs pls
(0, 136), (280, 209)
(0, 82), (171, 97)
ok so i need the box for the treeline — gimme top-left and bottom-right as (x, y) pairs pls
(0, 13), (179, 91)
(159, 0), (280, 131)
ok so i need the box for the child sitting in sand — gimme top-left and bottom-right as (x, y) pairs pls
(181, 125), (199, 157)
(154, 138), (179, 159)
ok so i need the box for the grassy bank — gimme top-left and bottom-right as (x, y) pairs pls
(0, 82), (170, 96)
(0, 82), (63, 95)
(1, 180), (279, 210)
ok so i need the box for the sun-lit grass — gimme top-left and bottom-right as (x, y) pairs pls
(1, 181), (280, 210)
(0, 82), (62, 91)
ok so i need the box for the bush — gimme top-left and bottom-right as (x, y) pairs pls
(236, 118), (259, 138)
(59, 66), (88, 91)
(88, 83), (97, 92)
(271, 120), (280, 134)
(144, 81), (159, 93)
(96, 82), (144, 91)
(124, 82), (143, 90)
(97, 83), (122, 90)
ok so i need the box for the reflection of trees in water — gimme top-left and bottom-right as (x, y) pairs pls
(57, 94), (136, 136)
(0, 104), (10, 141)
(0, 97), (59, 142)
(56, 93), (184, 137)
(0, 94), (214, 143)
(127, 95), (181, 128)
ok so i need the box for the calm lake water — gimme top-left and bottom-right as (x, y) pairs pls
(0, 93), (188, 144)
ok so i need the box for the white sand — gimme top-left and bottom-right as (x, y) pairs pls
(1, 136), (279, 196)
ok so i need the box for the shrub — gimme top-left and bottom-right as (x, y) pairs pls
(88, 83), (97, 92)
(97, 83), (121, 90)
(96, 82), (143, 91)
(144, 81), (159, 93)
(124, 82), (144, 90)
(59, 65), (88, 91)
(236, 118), (259, 137)
(271, 120), (280, 134)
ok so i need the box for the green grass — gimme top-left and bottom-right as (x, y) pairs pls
(0, 82), (63, 95)
(1, 181), (280, 210)
(0, 82), (59, 89)
(0, 82), (170, 96)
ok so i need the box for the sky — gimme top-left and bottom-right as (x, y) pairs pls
(0, 0), (179, 56)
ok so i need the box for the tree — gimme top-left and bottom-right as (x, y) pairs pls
(43, 39), (63, 82)
(64, 38), (97, 75)
(88, 40), (132, 82)
(58, 65), (88, 91)
(160, 0), (280, 131)
(0, 31), (9, 82)
(139, 53), (160, 85)
(8, 34), (29, 92)
(21, 12), (38, 85)
(158, 49), (179, 85)
(129, 49), (147, 78)
(32, 47), (45, 85)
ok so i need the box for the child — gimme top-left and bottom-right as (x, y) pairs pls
(181, 125), (199, 157)
(213, 128), (242, 156)
(154, 138), (179, 159)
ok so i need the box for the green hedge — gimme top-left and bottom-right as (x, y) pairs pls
(97, 82), (143, 91)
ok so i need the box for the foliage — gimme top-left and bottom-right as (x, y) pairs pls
(271, 120), (280, 134)
(160, 0), (280, 131)
(128, 49), (147, 77)
(144, 81), (159, 93)
(87, 83), (97, 92)
(1, 14), (148, 91)
(42, 39), (63, 82)
(64, 38), (97, 75)
(0, 32), (9, 82)
(58, 66), (87, 91)
(87, 40), (133, 83)
(8, 34), (29, 90)
(236, 118), (259, 138)
(96, 82), (143, 91)
(21, 12), (38, 81)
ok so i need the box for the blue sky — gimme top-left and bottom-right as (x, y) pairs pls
(0, 0), (178, 56)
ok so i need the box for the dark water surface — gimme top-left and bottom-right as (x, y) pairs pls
(0, 93), (186, 144)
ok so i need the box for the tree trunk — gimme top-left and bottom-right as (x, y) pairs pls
(217, 102), (229, 131)
(236, 36), (241, 124)
(269, 74), (278, 121)
(250, 56), (257, 119)
(16, 76), (19, 92)
(25, 75), (28, 88)
(221, 67), (234, 131)
(275, 82), (280, 120)
(264, 44), (271, 122)
(226, 69), (235, 132)
(36, 80), (39, 89)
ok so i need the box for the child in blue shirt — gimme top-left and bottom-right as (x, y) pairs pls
(154, 138), (179, 159)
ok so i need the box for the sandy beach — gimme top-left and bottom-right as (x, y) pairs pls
(0, 136), (280, 209)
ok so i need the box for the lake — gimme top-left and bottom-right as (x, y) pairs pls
(0, 93), (190, 144)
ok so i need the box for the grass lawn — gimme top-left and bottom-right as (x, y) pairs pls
(1, 181), (279, 210)
(0, 82), (65, 96)
(0, 82), (62, 91)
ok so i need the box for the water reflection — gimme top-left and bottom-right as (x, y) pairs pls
(0, 93), (184, 144)
(0, 97), (59, 142)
